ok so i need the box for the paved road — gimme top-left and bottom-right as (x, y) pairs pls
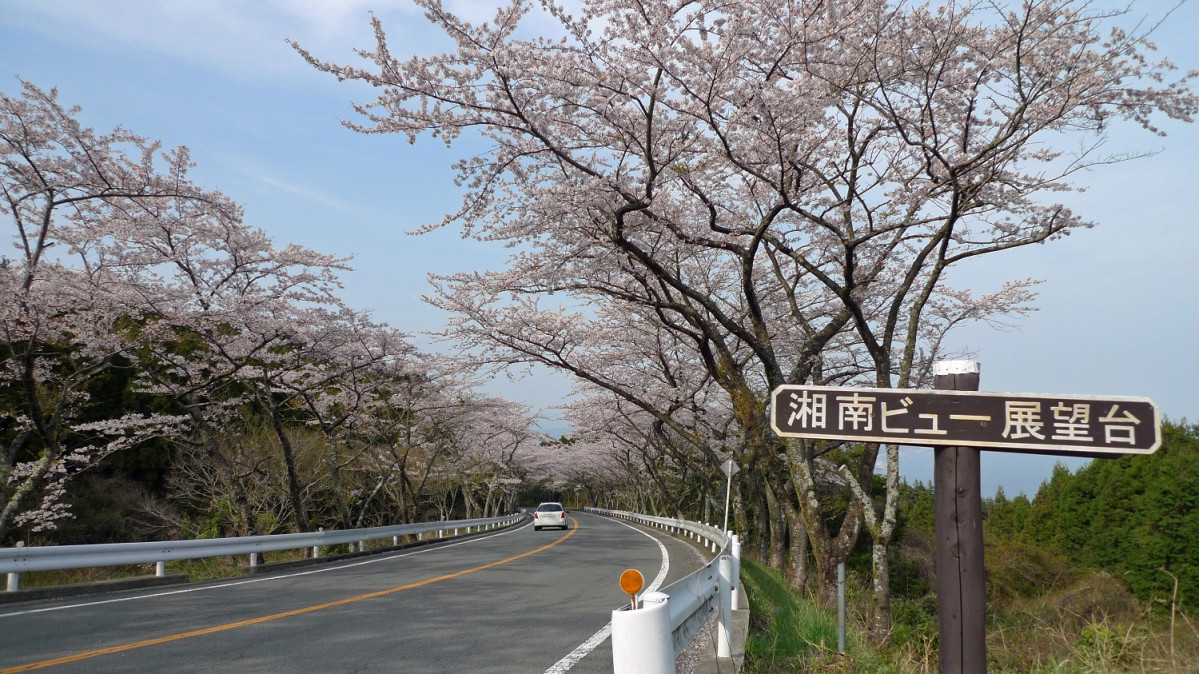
(0, 512), (709, 673)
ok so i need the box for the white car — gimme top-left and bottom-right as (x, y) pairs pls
(533, 502), (568, 530)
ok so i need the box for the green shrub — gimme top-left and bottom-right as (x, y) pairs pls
(890, 595), (938, 652)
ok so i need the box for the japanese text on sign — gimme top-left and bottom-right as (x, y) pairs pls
(771, 385), (1160, 456)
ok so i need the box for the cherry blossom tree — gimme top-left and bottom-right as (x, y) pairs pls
(285, 322), (421, 528)
(2, 81), (371, 540)
(354, 365), (466, 523)
(530, 310), (738, 514)
(294, 351), (541, 525)
(1, 79), (551, 547)
(299, 0), (1197, 639)
(164, 420), (294, 538)
(439, 395), (541, 517)
(69, 131), (393, 535)
(0, 81), (227, 540)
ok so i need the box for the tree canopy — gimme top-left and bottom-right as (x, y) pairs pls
(1, 81), (546, 544)
(297, 0), (1197, 639)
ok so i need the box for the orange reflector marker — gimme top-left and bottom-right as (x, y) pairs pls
(620, 568), (644, 610)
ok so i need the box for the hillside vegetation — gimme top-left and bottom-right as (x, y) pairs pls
(744, 420), (1199, 672)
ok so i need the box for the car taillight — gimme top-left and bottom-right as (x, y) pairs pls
(534, 513), (539, 519)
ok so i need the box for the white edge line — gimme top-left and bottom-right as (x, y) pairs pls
(542, 516), (670, 674)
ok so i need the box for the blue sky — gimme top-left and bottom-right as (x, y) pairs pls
(2, 0), (1196, 497)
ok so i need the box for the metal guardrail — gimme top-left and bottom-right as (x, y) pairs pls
(585, 507), (740, 662)
(1, 513), (525, 591)
(586, 507), (730, 551)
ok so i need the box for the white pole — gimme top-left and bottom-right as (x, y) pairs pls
(731, 535), (742, 611)
(718, 555), (733, 658)
(723, 470), (733, 532)
(155, 561), (165, 577)
(838, 562), (847, 653)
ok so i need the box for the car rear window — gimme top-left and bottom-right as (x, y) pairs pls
(537, 503), (563, 512)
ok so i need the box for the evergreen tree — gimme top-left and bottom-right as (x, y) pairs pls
(1021, 422), (1198, 609)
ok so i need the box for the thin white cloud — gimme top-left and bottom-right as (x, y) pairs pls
(252, 172), (351, 212)
(1, 0), (566, 86)
(0, 0), (419, 82)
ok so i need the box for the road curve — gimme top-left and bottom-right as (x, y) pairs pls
(0, 512), (708, 673)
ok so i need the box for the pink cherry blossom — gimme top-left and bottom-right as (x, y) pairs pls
(298, 0), (1196, 639)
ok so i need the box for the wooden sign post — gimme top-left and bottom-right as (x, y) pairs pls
(932, 361), (985, 672)
(770, 362), (1161, 673)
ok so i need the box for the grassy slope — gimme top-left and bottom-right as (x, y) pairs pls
(739, 559), (1199, 673)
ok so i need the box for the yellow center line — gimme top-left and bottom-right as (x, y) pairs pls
(2, 518), (578, 673)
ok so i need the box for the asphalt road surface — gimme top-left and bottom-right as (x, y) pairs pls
(0, 512), (710, 673)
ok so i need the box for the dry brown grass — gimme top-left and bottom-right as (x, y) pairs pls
(853, 569), (1199, 673)
(983, 572), (1197, 673)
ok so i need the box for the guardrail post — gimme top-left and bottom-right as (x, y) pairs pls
(155, 561), (165, 577)
(6, 541), (22, 591)
(612, 592), (673, 674)
(249, 553), (258, 567)
(730, 534), (741, 611)
(718, 555), (733, 658)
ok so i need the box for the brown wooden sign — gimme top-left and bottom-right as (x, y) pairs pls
(770, 385), (1161, 457)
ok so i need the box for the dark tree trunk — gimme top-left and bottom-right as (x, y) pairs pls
(270, 405), (310, 532)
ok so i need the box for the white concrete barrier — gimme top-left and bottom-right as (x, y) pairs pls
(612, 591), (674, 674)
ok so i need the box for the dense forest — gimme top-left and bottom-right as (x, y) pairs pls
(891, 421), (1197, 608)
